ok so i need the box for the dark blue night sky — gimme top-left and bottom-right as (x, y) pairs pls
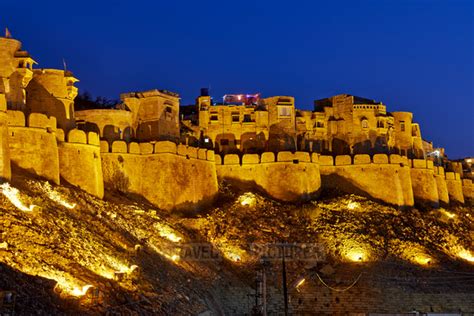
(1, 0), (472, 158)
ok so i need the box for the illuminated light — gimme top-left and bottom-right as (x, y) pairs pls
(347, 201), (360, 210)
(155, 223), (183, 242)
(118, 264), (138, 274)
(237, 95), (242, 101)
(217, 243), (246, 263)
(227, 253), (241, 262)
(398, 242), (434, 266)
(0, 182), (37, 212)
(204, 137), (210, 143)
(70, 285), (93, 297)
(238, 192), (256, 207)
(345, 249), (365, 262)
(457, 249), (474, 263)
(439, 209), (456, 219)
(170, 254), (180, 262)
(295, 278), (306, 288)
(42, 181), (76, 209)
(413, 254), (432, 265)
(148, 244), (181, 263)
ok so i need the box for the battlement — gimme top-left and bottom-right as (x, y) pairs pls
(65, 129), (100, 146)
(101, 140), (215, 161)
(215, 151), (319, 166)
(7, 110), (57, 131)
(318, 154), (410, 167)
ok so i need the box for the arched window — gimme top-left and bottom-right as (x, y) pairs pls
(361, 118), (369, 129)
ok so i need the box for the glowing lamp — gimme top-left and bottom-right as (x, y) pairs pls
(413, 254), (432, 265)
(347, 201), (360, 210)
(295, 278), (305, 288)
(0, 182), (37, 212)
(458, 249), (474, 263)
(238, 192), (256, 207)
(345, 249), (365, 262)
(70, 285), (93, 297)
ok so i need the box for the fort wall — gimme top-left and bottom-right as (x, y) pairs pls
(409, 159), (439, 207)
(462, 179), (474, 202)
(319, 154), (414, 207)
(0, 94), (11, 180)
(7, 111), (60, 184)
(101, 141), (218, 211)
(75, 109), (134, 143)
(433, 166), (449, 205)
(58, 129), (104, 198)
(445, 172), (464, 204)
(215, 151), (321, 202)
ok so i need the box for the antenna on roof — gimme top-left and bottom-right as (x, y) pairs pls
(5, 28), (12, 38)
(62, 58), (67, 72)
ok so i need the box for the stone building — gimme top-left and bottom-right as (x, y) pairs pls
(191, 92), (426, 158)
(26, 69), (79, 132)
(0, 31), (36, 111)
(193, 90), (297, 153)
(296, 94), (425, 157)
(75, 89), (180, 144)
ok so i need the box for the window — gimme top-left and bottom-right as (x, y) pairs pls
(361, 119), (368, 129)
(165, 106), (172, 113)
(278, 106), (291, 117)
(220, 139), (229, 146)
(243, 114), (252, 122)
(210, 115), (218, 121)
(400, 121), (405, 132)
(377, 120), (384, 128)
(232, 112), (240, 122)
(316, 121), (324, 128)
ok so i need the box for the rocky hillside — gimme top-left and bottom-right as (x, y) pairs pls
(0, 175), (473, 315)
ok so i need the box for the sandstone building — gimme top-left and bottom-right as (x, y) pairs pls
(189, 91), (425, 158)
(75, 89), (180, 144)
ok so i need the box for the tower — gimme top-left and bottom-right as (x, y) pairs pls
(0, 29), (36, 111)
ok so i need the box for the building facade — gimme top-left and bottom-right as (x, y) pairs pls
(190, 92), (426, 158)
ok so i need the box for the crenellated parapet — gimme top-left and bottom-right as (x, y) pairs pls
(318, 153), (469, 207)
(319, 153), (414, 207)
(7, 110), (57, 131)
(462, 178), (474, 202)
(319, 153), (409, 166)
(215, 151), (321, 202)
(445, 171), (464, 204)
(7, 111), (60, 184)
(57, 129), (104, 198)
(100, 141), (218, 211)
(101, 140), (216, 163)
(409, 158), (440, 207)
(215, 151), (319, 166)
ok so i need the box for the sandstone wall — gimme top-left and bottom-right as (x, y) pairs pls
(410, 159), (439, 207)
(101, 141), (218, 211)
(462, 179), (474, 202)
(58, 129), (104, 198)
(0, 95), (11, 180)
(434, 166), (449, 205)
(215, 151), (320, 202)
(320, 154), (414, 207)
(75, 109), (134, 143)
(7, 111), (60, 184)
(445, 172), (464, 204)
